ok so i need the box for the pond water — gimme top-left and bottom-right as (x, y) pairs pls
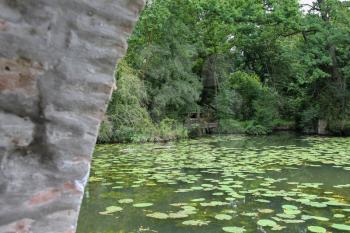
(77, 133), (350, 233)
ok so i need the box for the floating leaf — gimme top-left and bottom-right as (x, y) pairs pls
(222, 226), (246, 233)
(182, 220), (210, 226)
(333, 213), (345, 218)
(118, 199), (133, 204)
(191, 198), (205, 202)
(276, 213), (296, 219)
(215, 214), (232, 220)
(282, 205), (298, 210)
(301, 215), (329, 222)
(307, 226), (326, 233)
(99, 206), (123, 215)
(146, 212), (169, 219)
(258, 209), (274, 214)
(169, 212), (189, 219)
(133, 203), (153, 208)
(331, 224), (350, 231)
(257, 219), (278, 227)
(256, 199), (271, 203)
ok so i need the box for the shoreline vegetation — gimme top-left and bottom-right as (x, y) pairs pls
(98, 0), (350, 144)
(97, 123), (347, 145)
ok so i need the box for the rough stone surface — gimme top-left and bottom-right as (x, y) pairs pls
(0, 1), (144, 232)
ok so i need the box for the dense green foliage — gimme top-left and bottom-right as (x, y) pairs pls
(97, 62), (188, 143)
(99, 0), (350, 142)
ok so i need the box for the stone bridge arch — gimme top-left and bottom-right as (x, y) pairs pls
(0, 1), (144, 232)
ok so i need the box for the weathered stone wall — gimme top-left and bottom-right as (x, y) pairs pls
(0, 1), (144, 232)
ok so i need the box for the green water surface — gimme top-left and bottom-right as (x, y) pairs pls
(77, 133), (350, 233)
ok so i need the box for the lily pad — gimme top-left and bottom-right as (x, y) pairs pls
(191, 198), (205, 202)
(258, 209), (274, 214)
(301, 215), (329, 222)
(284, 209), (301, 215)
(282, 205), (298, 210)
(307, 226), (326, 233)
(333, 213), (345, 218)
(146, 212), (169, 219)
(182, 220), (210, 226)
(133, 203), (154, 208)
(169, 212), (189, 219)
(331, 224), (350, 231)
(215, 214), (232, 220)
(99, 206), (123, 215)
(222, 226), (246, 233)
(257, 219), (278, 227)
(118, 199), (133, 204)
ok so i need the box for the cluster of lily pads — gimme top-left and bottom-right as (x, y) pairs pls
(87, 135), (350, 233)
